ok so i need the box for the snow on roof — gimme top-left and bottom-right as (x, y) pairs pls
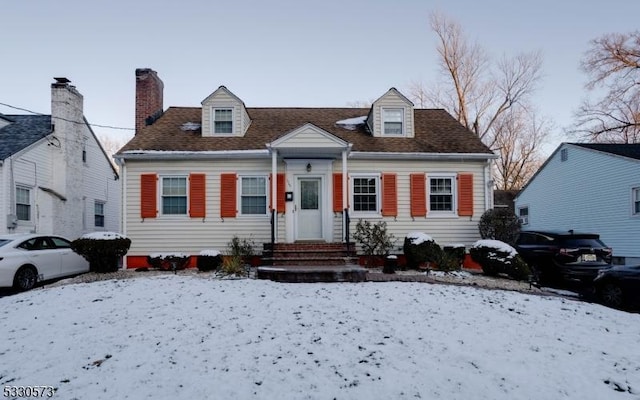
(81, 232), (127, 240)
(472, 239), (517, 256)
(406, 232), (434, 245)
(180, 122), (201, 131)
(335, 116), (367, 130)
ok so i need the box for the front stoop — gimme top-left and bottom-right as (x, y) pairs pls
(262, 242), (358, 267)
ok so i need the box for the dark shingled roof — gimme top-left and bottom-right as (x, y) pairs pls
(571, 143), (640, 160)
(0, 115), (52, 160)
(118, 107), (494, 155)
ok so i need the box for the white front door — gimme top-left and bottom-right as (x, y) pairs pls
(296, 177), (323, 240)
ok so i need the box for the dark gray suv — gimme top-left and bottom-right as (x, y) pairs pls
(514, 230), (612, 284)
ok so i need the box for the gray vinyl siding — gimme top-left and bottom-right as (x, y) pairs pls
(515, 144), (640, 261)
(0, 164), (5, 231)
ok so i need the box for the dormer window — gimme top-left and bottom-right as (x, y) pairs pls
(213, 108), (233, 134)
(383, 108), (403, 135)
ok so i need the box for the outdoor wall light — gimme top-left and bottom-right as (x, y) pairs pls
(306, 163), (312, 172)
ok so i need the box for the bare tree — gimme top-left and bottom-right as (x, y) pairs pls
(492, 109), (551, 190)
(574, 31), (640, 143)
(98, 134), (128, 170)
(412, 12), (547, 190)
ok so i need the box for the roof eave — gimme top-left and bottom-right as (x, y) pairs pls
(349, 151), (498, 161)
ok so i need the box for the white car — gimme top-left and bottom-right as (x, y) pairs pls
(0, 233), (90, 291)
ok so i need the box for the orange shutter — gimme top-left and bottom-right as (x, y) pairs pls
(189, 173), (206, 218)
(410, 173), (426, 217)
(333, 173), (343, 212)
(381, 173), (397, 217)
(220, 173), (237, 218)
(457, 173), (474, 216)
(140, 174), (157, 218)
(269, 173), (286, 213)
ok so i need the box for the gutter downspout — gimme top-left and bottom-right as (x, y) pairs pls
(484, 159), (494, 211)
(115, 157), (127, 268)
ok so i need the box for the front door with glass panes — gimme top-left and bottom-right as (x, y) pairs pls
(296, 177), (322, 240)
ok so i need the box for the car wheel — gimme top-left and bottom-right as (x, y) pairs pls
(13, 266), (38, 291)
(599, 282), (624, 308)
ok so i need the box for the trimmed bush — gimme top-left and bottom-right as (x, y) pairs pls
(403, 232), (441, 269)
(469, 239), (531, 281)
(147, 253), (190, 271)
(197, 250), (223, 272)
(478, 208), (521, 246)
(71, 232), (131, 273)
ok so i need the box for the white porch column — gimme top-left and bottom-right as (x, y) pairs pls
(271, 150), (278, 243)
(342, 149), (348, 242)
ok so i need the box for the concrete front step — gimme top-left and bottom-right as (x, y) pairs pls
(257, 265), (367, 283)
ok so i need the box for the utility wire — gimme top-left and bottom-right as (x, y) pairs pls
(0, 102), (135, 131)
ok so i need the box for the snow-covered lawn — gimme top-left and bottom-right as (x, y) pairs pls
(1, 275), (638, 400)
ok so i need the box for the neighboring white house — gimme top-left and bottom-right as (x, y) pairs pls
(515, 142), (640, 265)
(0, 78), (121, 240)
(115, 69), (497, 269)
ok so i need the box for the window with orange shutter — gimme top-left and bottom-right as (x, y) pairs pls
(220, 173), (237, 218)
(428, 174), (456, 214)
(140, 174), (157, 218)
(189, 173), (206, 218)
(457, 173), (473, 217)
(410, 173), (426, 217)
(381, 173), (397, 217)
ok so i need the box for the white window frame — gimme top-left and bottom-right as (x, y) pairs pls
(160, 175), (188, 216)
(518, 206), (529, 225)
(94, 200), (105, 227)
(350, 173), (381, 217)
(212, 107), (234, 135)
(16, 186), (31, 221)
(382, 108), (404, 136)
(633, 187), (640, 216)
(238, 175), (269, 216)
(428, 173), (457, 217)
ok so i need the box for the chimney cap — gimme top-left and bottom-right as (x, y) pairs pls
(53, 77), (71, 84)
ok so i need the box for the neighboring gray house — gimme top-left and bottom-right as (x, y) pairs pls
(515, 143), (640, 265)
(0, 78), (121, 240)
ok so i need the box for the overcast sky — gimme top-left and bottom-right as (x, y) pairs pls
(2, 0), (638, 155)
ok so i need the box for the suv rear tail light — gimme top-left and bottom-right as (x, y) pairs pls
(559, 248), (578, 256)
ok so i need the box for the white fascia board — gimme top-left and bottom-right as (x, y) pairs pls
(115, 149), (270, 161)
(349, 151), (498, 161)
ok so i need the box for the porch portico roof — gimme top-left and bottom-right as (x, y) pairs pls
(266, 123), (352, 158)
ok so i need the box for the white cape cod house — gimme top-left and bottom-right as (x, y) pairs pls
(115, 68), (496, 268)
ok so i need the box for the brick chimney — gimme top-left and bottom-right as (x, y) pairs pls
(135, 68), (164, 134)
